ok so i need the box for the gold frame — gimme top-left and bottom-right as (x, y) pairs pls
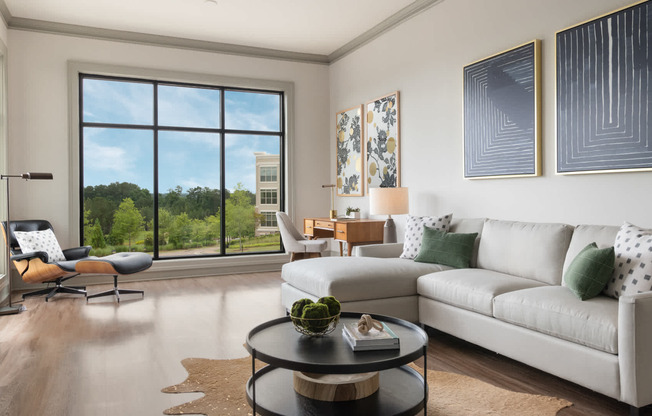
(364, 91), (401, 190)
(335, 105), (365, 197)
(463, 40), (542, 180)
(555, 0), (652, 175)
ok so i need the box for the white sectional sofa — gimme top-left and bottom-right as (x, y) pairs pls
(280, 218), (652, 414)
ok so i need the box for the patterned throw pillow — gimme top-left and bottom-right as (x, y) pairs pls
(13, 228), (67, 263)
(399, 214), (453, 259)
(603, 222), (652, 298)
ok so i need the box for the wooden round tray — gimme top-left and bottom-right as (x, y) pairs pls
(293, 371), (380, 402)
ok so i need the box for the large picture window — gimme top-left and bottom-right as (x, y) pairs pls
(79, 74), (284, 259)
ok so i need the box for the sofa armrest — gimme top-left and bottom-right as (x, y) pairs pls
(618, 291), (652, 407)
(353, 243), (403, 258)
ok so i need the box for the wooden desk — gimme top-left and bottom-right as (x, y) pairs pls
(303, 217), (385, 256)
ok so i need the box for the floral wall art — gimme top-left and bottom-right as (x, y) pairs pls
(336, 105), (364, 196)
(365, 91), (400, 190)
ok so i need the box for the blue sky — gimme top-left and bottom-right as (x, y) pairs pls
(82, 78), (280, 193)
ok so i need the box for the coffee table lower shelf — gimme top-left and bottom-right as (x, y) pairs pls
(246, 365), (426, 416)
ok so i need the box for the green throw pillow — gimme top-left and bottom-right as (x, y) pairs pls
(414, 227), (478, 268)
(564, 242), (615, 301)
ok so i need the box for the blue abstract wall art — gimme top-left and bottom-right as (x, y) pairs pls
(557, 1), (652, 174)
(464, 40), (541, 179)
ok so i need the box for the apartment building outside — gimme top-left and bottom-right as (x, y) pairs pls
(254, 152), (280, 236)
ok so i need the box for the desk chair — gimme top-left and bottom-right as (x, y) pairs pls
(276, 212), (327, 261)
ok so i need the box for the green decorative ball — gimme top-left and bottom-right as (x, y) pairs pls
(301, 303), (330, 331)
(290, 298), (314, 318)
(317, 296), (341, 316)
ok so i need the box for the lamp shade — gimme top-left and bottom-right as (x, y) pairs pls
(22, 172), (53, 180)
(369, 187), (409, 215)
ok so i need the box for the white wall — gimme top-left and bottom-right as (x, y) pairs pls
(330, 0), (652, 240)
(6, 30), (330, 283)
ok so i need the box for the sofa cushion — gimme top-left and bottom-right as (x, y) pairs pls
(449, 218), (485, 267)
(604, 222), (652, 298)
(564, 243), (615, 300)
(414, 228), (478, 268)
(562, 224), (619, 279)
(282, 257), (450, 302)
(417, 269), (545, 316)
(476, 219), (574, 285)
(493, 286), (618, 354)
(399, 214), (452, 259)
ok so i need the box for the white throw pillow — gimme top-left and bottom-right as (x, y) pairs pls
(400, 214), (453, 259)
(604, 222), (652, 298)
(14, 228), (67, 263)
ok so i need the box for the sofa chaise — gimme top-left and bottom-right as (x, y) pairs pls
(280, 218), (652, 414)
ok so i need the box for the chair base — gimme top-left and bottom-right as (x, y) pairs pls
(87, 275), (144, 303)
(22, 277), (87, 302)
(290, 252), (322, 262)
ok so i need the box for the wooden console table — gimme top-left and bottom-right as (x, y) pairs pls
(303, 217), (385, 256)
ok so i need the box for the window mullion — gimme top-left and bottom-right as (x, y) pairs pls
(153, 82), (160, 259)
(219, 88), (226, 256)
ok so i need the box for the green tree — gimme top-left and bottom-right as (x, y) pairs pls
(158, 208), (174, 246)
(159, 186), (186, 216)
(85, 196), (117, 235)
(89, 219), (106, 249)
(204, 214), (220, 244)
(186, 186), (221, 220)
(83, 208), (92, 245)
(84, 182), (153, 233)
(225, 183), (259, 252)
(168, 212), (192, 249)
(112, 198), (144, 250)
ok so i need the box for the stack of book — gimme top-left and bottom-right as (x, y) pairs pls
(342, 322), (400, 351)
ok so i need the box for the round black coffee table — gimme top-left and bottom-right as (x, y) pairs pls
(245, 312), (428, 415)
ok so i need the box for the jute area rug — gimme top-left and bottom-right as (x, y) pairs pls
(162, 356), (572, 416)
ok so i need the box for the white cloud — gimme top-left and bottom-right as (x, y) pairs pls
(84, 138), (132, 174)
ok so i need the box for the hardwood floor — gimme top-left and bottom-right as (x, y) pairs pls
(0, 272), (645, 415)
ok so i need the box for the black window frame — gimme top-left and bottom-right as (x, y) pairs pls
(78, 73), (286, 260)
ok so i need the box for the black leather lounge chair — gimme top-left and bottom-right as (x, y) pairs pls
(2, 220), (152, 303)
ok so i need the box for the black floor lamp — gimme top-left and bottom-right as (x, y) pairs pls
(0, 172), (53, 316)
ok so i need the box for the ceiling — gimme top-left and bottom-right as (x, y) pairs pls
(1, 0), (441, 62)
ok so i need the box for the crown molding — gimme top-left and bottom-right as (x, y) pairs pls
(0, 0), (444, 65)
(0, 0), (10, 28)
(8, 17), (331, 64)
(328, 0), (444, 63)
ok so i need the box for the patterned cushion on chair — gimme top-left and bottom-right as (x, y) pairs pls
(14, 228), (67, 262)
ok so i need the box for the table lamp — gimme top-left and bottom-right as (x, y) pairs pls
(0, 172), (54, 316)
(322, 184), (337, 219)
(369, 187), (409, 243)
